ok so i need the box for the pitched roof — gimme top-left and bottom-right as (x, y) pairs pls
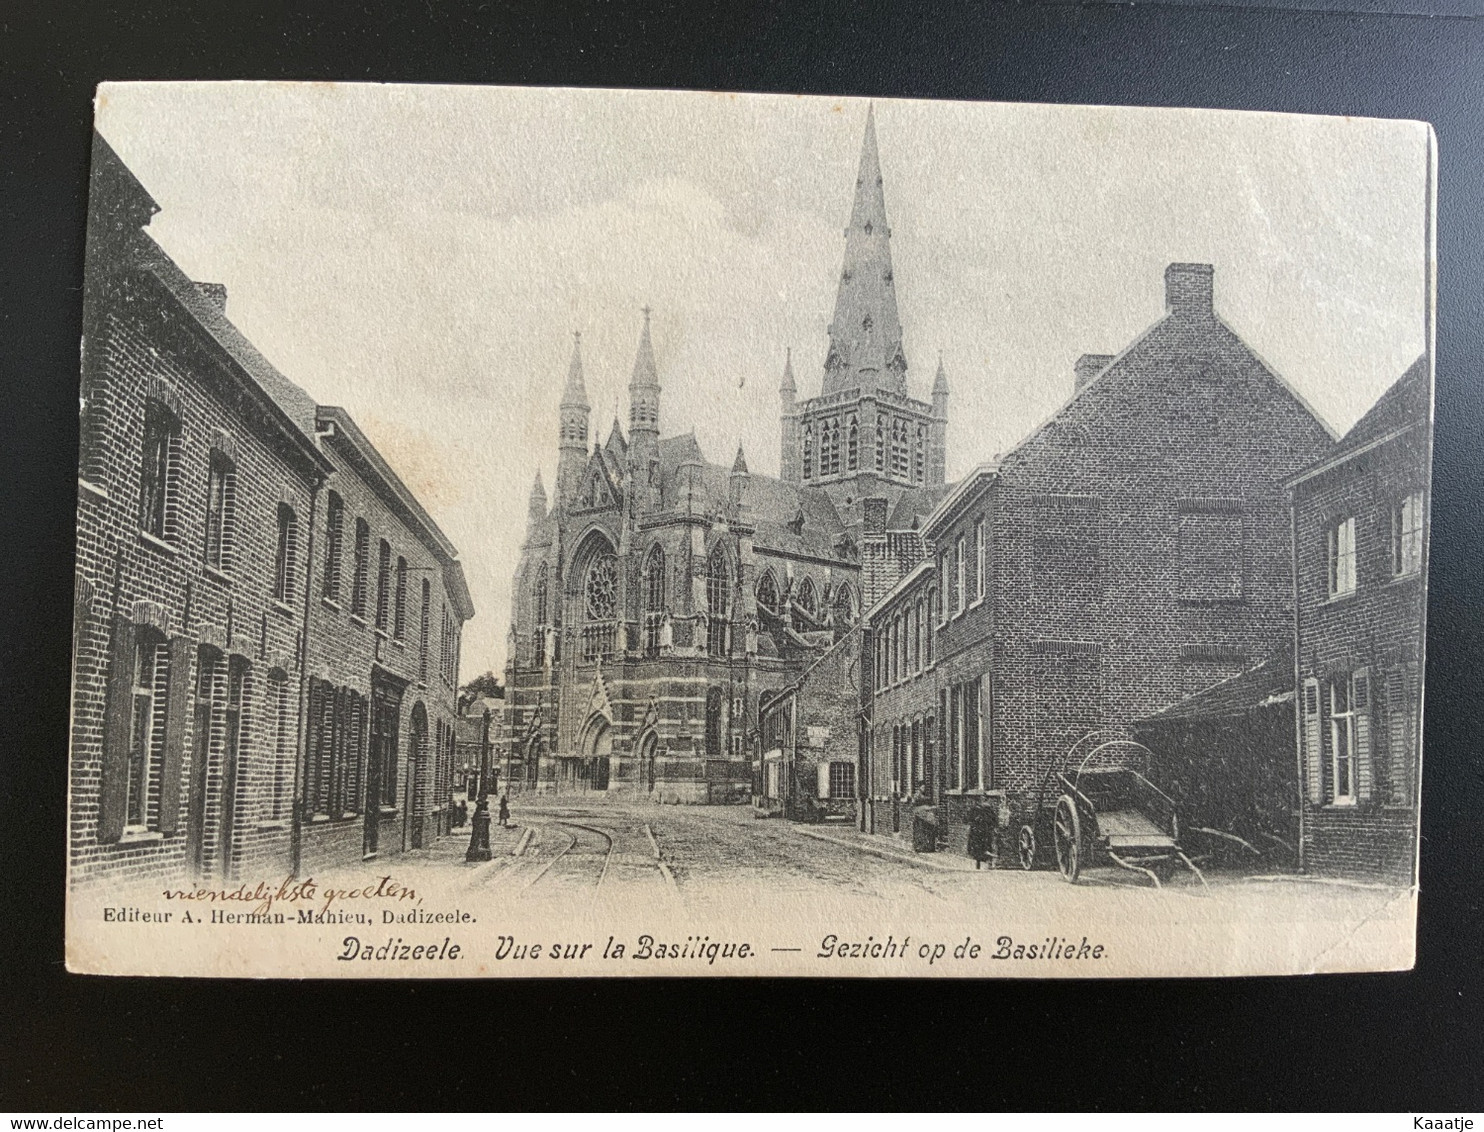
(138, 241), (328, 471)
(1336, 355), (1429, 451)
(1139, 645), (1294, 723)
(1287, 355), (1430, 489)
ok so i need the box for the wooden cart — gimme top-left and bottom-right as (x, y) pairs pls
(1016, 730), (1206, 888)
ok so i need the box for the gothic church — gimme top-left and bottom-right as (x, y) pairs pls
(503, 108), (953, 801)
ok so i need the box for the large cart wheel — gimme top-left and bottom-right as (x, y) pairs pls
(1017, 825), (1037, 870)
(1053, 795), (1083, 884)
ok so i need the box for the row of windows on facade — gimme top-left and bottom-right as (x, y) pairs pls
(529, 547), (858, 666)
(881, 676), (987, 799)
(1324, 490), (1425, 599)
(110, 626), (293, 840)
(321, 491), (460, 687)
(133, 399), (462, 688)
(801, 413), (926, 483)
(137, 398), (304, 607)
(1300, 665), (1416, 808)
(301, 678), (456, 821)
(872, 520), (988, 694)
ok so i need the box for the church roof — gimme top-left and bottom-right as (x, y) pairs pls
(654, 434), (849, 562)
(822, 106), (907, 399)
(887, 484), (951, 530)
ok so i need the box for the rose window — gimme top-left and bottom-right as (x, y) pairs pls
(584, 553), (618, 622)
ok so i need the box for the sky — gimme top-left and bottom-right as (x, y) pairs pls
(94, 83), (1432, 681)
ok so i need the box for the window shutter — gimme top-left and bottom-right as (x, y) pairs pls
(99, 615), (139, 843)
(1302, 677), (1323, 805)
(817, 762), (830, 799)
(156, 635), (195, 835)
(1385, 669), (1411, 804)
(1353, 668), (1374, 802)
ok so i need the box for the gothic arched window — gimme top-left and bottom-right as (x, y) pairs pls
(875, 416), (886, 471)
(756, 570), (779, 615)
(834, 582), (856, 626)
(706, 545), (730, 658)
(914, 423), (926, 484)
(581, 549), (618, 661)
(642, 545), (666, 657)
(891, 418), (910, 479)
(802, 422), (814, 481)
(797, 577), (816, 625)
(820, 418), (840, 476)
(846, 415), (859, 471)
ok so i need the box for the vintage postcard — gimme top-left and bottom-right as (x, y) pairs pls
(67, 83), (1434, 977)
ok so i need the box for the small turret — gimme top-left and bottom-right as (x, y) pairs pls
(730, 442), (750, 522)
(527, 472), (547, 530)
(779, 349), (801, 483)
(556, 332), (590, 506)
(929, 353), (949, 487)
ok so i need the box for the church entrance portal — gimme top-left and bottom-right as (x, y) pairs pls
(580, 715), (612, 791)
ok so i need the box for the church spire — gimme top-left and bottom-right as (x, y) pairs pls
(561, 330), (589, 409)
(823, 105), (906, 397)
(628, 306), (660, 440)
(556, 331), (591, 507)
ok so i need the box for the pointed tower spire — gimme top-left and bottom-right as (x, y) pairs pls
(527, 471), (548, 529)
(779, 348), (802, 484)
(561, 330), (588, 408)
(823, 106), (905, 397)
(556, 331), (591, 507)
(732, 442), (749, 475)
(628, 306), (661, 441)
(929, 352), (949, 488)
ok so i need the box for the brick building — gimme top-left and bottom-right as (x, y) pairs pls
(1289, 356), (1429, 882)
(72, 135), (331, 888)
(860, 262), (1335, 862)
(501, 109), (946, 803)
(755, 624), (867, 822)
(297, 409), (475, 873)
(71, 134), (474, 888)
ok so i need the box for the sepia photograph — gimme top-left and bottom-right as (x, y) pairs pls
(66, 82), (1434, 978)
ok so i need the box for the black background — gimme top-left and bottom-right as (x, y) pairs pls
(3, 0), (1482, 1112)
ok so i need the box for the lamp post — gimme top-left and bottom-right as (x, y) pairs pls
(465, 707), (493, 861)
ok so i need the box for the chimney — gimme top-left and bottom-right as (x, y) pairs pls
(1074, 353), (1114, 392)
(1164, 262), (1214, 318)
(863, 497), (888, 537)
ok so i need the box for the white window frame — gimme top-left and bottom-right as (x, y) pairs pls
(1329, 676), (1357, 805)
(955, 535), (967, 617)
(1391, 491), (1424, 578)
(1327, 516), (1357, 599)
(973, 518), (986, 605)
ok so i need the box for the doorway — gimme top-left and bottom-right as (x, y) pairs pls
(581, 715), (612, 791)
(638, 731), (658, 794)
(366, 677), (405, 858)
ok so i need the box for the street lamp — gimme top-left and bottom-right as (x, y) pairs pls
(466, 707), (493, 861)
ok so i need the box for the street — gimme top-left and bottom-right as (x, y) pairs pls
(350, 796), (1413, 942)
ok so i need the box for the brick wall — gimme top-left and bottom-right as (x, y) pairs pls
(72, 274), (319, 890)
(1293, 408), (1428, 883)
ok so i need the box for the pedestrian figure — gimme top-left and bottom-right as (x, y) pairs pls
(498, 793), (510, 828)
